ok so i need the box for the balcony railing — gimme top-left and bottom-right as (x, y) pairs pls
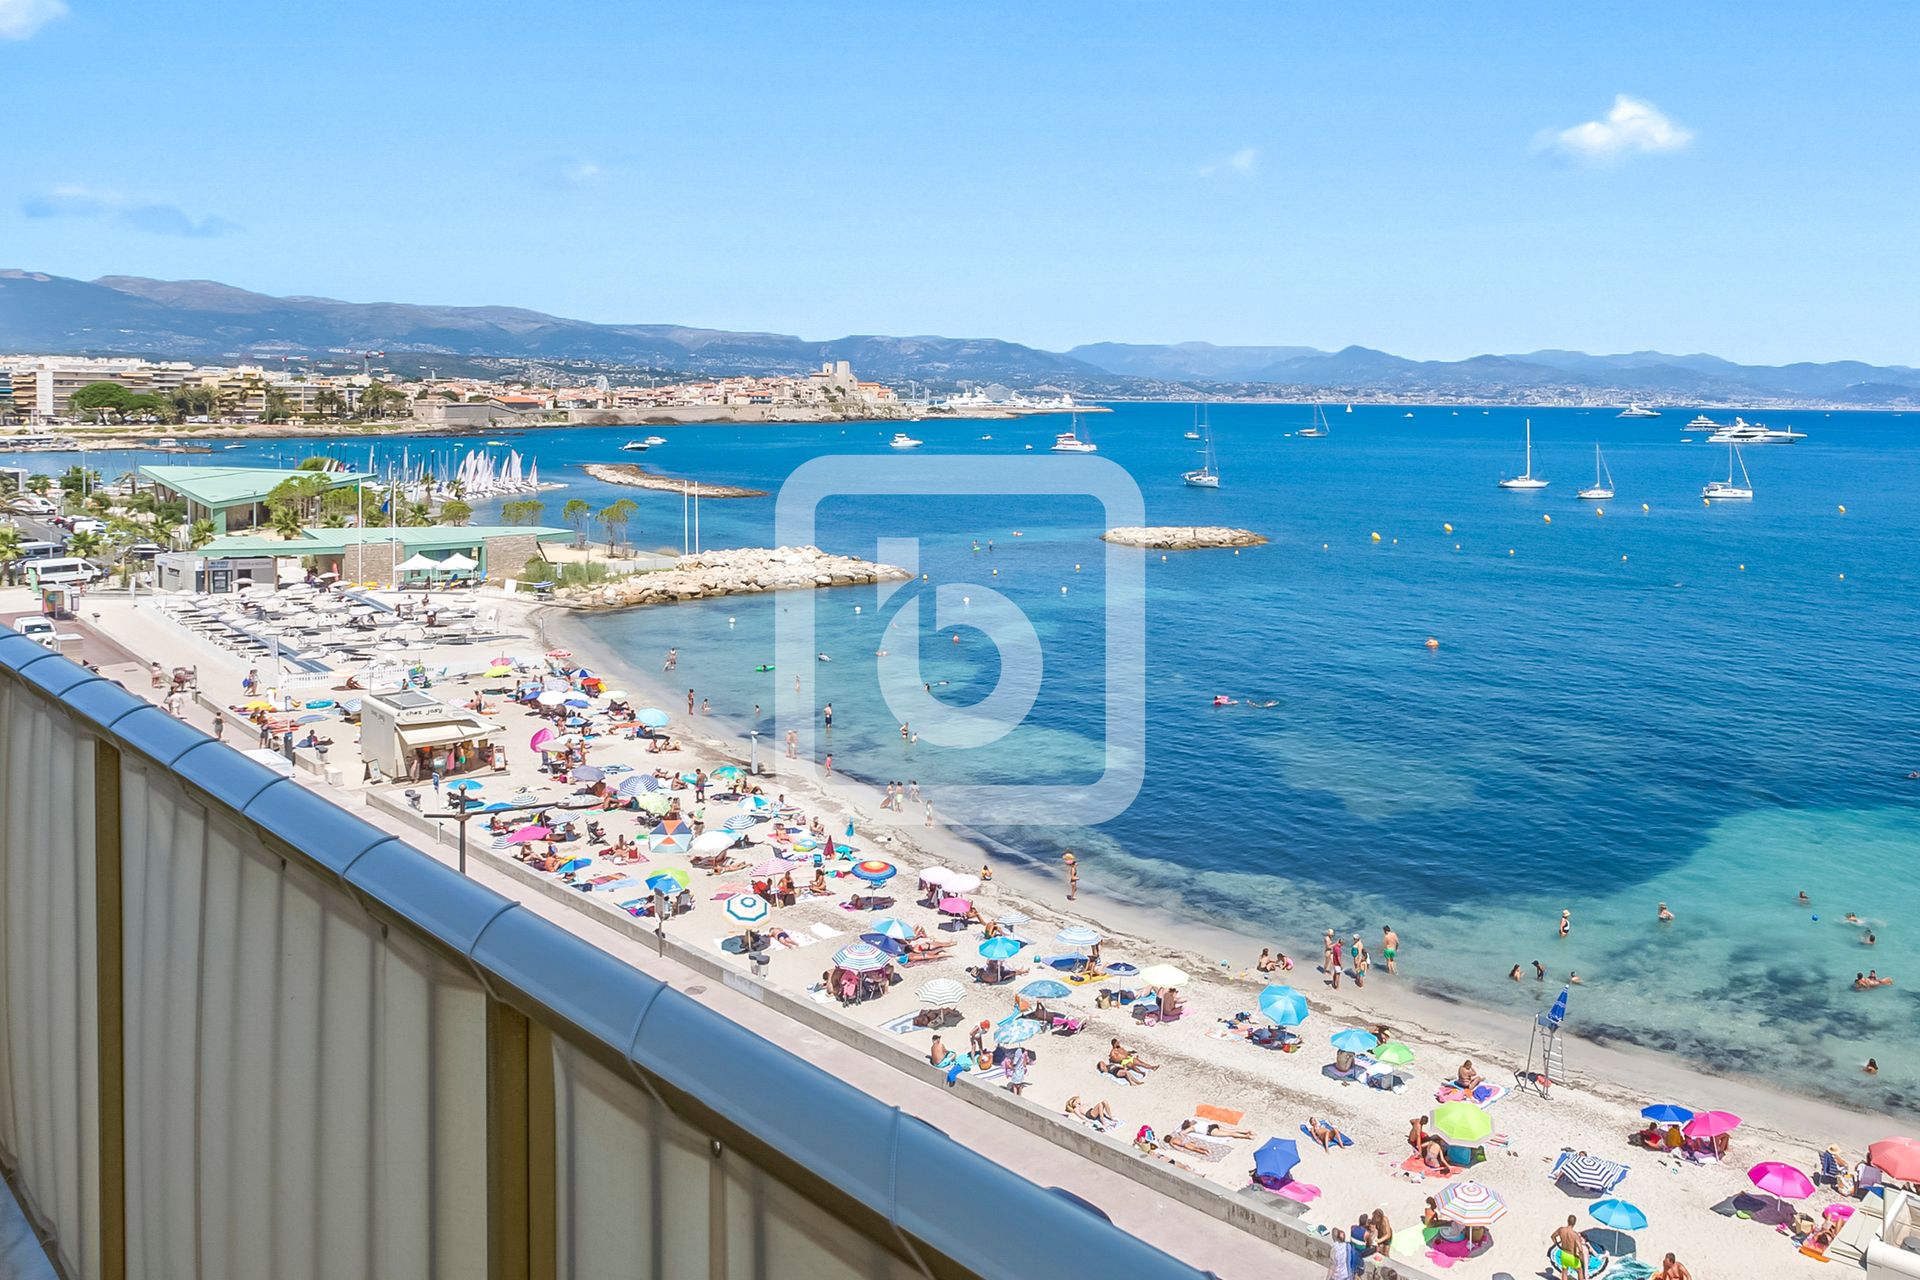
(0, 634), (1204, 1280)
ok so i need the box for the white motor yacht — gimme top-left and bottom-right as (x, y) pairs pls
(889, 433), (923, 449)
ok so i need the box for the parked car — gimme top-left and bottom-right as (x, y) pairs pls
(67, 516), (108, 535)
(9, 616), (55, 642)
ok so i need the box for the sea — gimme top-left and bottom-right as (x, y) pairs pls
(16, 403), (1919, 1112)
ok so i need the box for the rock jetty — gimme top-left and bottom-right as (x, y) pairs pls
(1101, 526), (1267, 550)
(582, 463), (766, 498)
(566, 545), (910, 609)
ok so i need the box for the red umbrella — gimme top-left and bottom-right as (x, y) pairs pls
(1868, 1137), (1920, 1183)
(507, 825), (551, 844)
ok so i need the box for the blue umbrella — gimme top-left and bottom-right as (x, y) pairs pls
(978, 937), (1022, 960)
(556, 857), (592, 875)
(1252, 1138), (1301, 1183)
(832, 942), (892, 972)
(645, 872), (688, 894)
(572, 765), (605, 783)
(446, 779), (484, 794)
(1588, 1199), (1648, 1231)
(617, 774), (663, 798)
(296, 713), (327, 724)
(563, 696), (591, 709)
(1546, 984), (1571, 1027)
(859, 933), (908, 956)
(1020, 979), (1073, 999)
(1258, 984), (1309, 1027)
(720, 814), (757, 833)
(1104, 961), (1139, 976)
(870, 917), (916, 941)
(635, 708), (669, 727)
(995, 1019), (1045, 1045)
(1640, 1104), (1693, 1125)
(480, 801), (515, 812)
(1330, 1028), (1380, 1053)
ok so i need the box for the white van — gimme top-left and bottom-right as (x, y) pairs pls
(10, 540), (63, 562)
(4, 496), (57, 516)
(9, 616), (55, 642)
(23, 558), (102, 588)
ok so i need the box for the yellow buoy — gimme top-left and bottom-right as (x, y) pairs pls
(1739, 564), (1746, 571)
(991, 568), (998, 576)
(1596, 508), (1604, 517)
(1443, 523), (1453, 534)
(1424, 637), (1439, 650)
(1075, 563), (1082, 571)
(922, 572), (930, 581)
(1370, 532), (1381, 543)
(1543, 514), (1552, 524)
(1508, 548), (1515, 556)
(1703, 497), (1711, 507)
(1838, 504), (1847, 514)
(1641, 503), (1649, 513)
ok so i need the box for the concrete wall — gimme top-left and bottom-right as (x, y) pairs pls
(342, 542), (400, 585)
(480, 533), (541, 584)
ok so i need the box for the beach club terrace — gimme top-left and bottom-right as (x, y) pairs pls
(137, 463), (374, 534)
(188, 522), (572, 586)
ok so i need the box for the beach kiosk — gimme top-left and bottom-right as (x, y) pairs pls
(359, 689), (501, 781)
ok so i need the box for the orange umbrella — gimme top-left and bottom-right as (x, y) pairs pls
(1869, 1137), (1920, 1183)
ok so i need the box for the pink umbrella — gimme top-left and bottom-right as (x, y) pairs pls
(1747, 1161), (1814, 1200)
(529, 727), (555, 751)
(938, 896), (973, 916)
(753, 857), (800, 876)
(1683, 1110), (1742, 1138)
(1869, 1137), (1920, 1183)
(507, 825), (551, 844)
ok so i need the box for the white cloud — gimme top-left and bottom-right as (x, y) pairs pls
(1544, 95), (1692, 162)
(0, 0), (68, 41)
(560, 160), (603, 185)
(1198, 146), (1258, 178)
(19, 184), (237, 236)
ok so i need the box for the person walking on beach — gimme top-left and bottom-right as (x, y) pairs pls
(785, 729), (797, 759)
(1381, 925), (1399, 975)
(923, 797), (933, 828)
(686, 689), (695, 715)
(908, 779), (920, 804)
(823, 752), (833, 778)
(212, 714), (225, 742)
(1064, 851), (1078, 900)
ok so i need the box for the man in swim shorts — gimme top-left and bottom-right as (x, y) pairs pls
(1381, 925), (1398, 974)
(1552, 1215), (1590, 1279)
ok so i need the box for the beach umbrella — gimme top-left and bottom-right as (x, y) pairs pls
(920, 866), (957, 887)
(938, 896), (973, 916)
(562, 696), (591, 709)
(536, 690), (569, 706)
(645, 869), (689, 893)
(1868, 1137), (1920, 1183)
(556, 857), (592, 875)
(485, 664), (514, 678)
(1252, 1138), (1301, 1184)
(564, 717), (589, 728)
(1683, 1111), (1741, 1138)
(1588, 1199), (1648, 1231)
(1258, 985), (1310, 1027)
(859, 934), (908, 956)
(994, 1019), (1045, 1046)
(720, 814), (758, 833)
(1436, 1181), (1507, 1228)
(752, 857), (798, 876)
(635, 708), (669, 727)
(870, 917), (916, 941)
(738, 794), (774, 813)
(1640, 1104), (1693, 1125)
(506, 825), (551, 844)
(851, 860), (897, 884)
(1747, 1162), (1814, 1200)
(1019, 979), (1073, 1000)
(1136, 964), (1189, 988)
(938, 873), (982, 895)
(1430, 1102), (1494, 1145)
(634, 794), (673, 816)
(978, 937), (1022, 960)
(1330, 1028), (1380, 1054)
(711, 765), (744, 781)
(528, 728), (555, 751)
(691, 831), (742, 855)
(602, 690), (628, 701)
(724, 893), (771, 925)
(446, 779), (484, 794)
(616, 774), (663, 797)
(572, 765), (605, 783)
(1054, 925), (1102, 950)
(997, 910), (1030, 929)
(832, 942), (892, 973)
(480, 802), (515, 812)
(1556, 1153), (1626, 1192)
(916, 979), (966, 1009)
(1373, 1041), (1416, 1067)
(545, 649), (572, 660)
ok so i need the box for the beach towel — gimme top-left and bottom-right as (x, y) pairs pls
(1435, 1082), (1508, 1107)
(807, 923), (844, 940)
(1170, 1133), (1233, 1161)
(1397, 1154), (1459, 1180)
(1302, 1124), (1354, 1148)
(878, 1013), (919, 1035)
(1195, 1104), (1245, 1126)
(1264, 1180), (1320, 1204)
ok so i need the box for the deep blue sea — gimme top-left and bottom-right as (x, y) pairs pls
(23, 404), (1919, 1109)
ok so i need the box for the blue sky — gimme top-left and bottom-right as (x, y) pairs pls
(3, 0), (1916, 364)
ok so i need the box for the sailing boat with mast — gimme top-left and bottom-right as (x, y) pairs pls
(1702, 444), (1754, 500)
(1182, 414), (1219, 488)
(1498, 419), (1549, 489)
(1184, 406), (1202, 440)
(1577, 444), (1615, 500)
(1296, 402), (1330, 438)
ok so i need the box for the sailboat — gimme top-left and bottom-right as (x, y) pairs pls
(1051, 412), (1098, 453)
(1182, 416), (1219, 488)
(1702, 444), (1754, 500)
(1184, 406), (1202, 440)
(1296, 402), (1330, 438)
(1498, 419), (1549, 489)
(1577, 444), (1615, 500)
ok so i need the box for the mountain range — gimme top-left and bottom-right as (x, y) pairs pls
(2, 269), (1915, 407)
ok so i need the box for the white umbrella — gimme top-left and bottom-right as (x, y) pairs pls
(690, 832), (741, 855)
(916, 979), (966, 1009)
(440, 551), (478, 571)
(396, 553), (439, 573)
(939, 873), (982, 895)
(1136, 964), (1190, 988)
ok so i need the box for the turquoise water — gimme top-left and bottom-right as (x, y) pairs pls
(24, 405), (1918, 1110)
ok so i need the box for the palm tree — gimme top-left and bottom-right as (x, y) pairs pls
(26, 476), (52, 497)
(401, 501), (433, 527)
(187, 519), (216, 550)
(0, 527), (24, 584)
(66, 531), (104, 561)
(270, 506), (307, 540)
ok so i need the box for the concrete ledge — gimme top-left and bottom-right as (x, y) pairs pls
(367, 790), (1435, 1280)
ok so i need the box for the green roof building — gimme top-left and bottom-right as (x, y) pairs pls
(138, 464), (374, 534)
(190, 524), (573, 587)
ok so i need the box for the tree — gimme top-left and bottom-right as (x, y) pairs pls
(439, 499), (473, 526)
(263, 388), (294, 424)
(26, 476), (52, 497)
(296, 456), (332, 472)
(187, 519), (216, 550)
(313, 389), (344, 419)
(270, 507), (307, 540)
(69, 382), (136, 420)
(596, 498), (637, 553)
(0, 527), (23, 584)
(401, 501), (433, 527)
(66, 531), (104, 560)
(563, 498), (592, 547)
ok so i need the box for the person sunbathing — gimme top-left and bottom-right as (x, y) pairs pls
(1456, 1060), (1482, 1090)
(906, 936), (955, 956)
(1189, 1117), (1254, 1140)
(1306, 1116), (1346, 1149)
(1065, 1096), (1115, 1127)
(767, 928), (800, 949)
(706, 858), (748, 875)
(1159, 988), (1186, 1018)
(1097, 1058), (1148, 1085)
(1165, 1128), (1217, 1157)
(1420, 1137), (1453, 1173)
(1108, 1039), (1159, 1072)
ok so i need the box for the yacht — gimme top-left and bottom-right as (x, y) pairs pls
(1184, 407), (1201, 440)
(1296, 402), (1331, 438)
(889, 432), (923, 449)
(1051, 415), (1098, 453)
(1703, 444), (1754, 500)
(1498, 419), (1549, 489)
(644, 435), (668, 446)
(1182, 416), (1220, 488)
(620, 440), (651, 452)
(1685, 415), (1718, 430)
(1617, 402), (1661, 419)
(1707, 417), (1805, 445)
(1577, 444), (1615, 500)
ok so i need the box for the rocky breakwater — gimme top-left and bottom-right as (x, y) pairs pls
(582, 463), (766, 498)
(1101, 526), (1268, 550)
(567, 545), (911, 609)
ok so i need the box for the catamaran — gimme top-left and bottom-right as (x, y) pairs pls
(1182, 416), (1219, 488)
(1051, 414), (1098, 453)
(1296, 402), (1331, 438)
(1498, 419), (1549, 489)
(1577, 444), (1615, 500)
(1703, 444), (1754, 500)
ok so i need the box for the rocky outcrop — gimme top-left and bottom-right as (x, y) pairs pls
(566, 545), (910, 609)
(1101, 526), (1267, 549)
(583, 463), (767, 498)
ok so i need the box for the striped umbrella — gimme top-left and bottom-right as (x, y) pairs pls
(832, 943), (892, 973)
(720, 814), (758, 833)
(997, 911), (1030, 929)
(851, 860), (897, 884)
(1054, 925), (1102, 949)
(1556, 1153), (1626, 1192)
(916, 979), (966, 1009)
(572, 765), (605, 783)
(753, 857), (800, 876)
(1436, 1181), (1506, 1228)
(723, 893), (771, 925)
(994, 1019), (1045, 1046)
(617, 774), (663, 797)
(871, 918), (916, 941)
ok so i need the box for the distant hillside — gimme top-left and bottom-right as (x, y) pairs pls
(2, 269), (1916, 406)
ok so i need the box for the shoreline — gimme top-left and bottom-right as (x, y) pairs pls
(533, 598), (1909, 1148)
(581, 461), (767, 498)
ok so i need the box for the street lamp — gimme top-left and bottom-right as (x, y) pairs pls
(748, 730), (760, 778)
(421, 796), (558, 876)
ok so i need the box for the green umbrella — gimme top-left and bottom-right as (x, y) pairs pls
(634, 794), (673, 815)
(1374, 1041), (1416, 1067)
(1430, 1101), (1493, 1145)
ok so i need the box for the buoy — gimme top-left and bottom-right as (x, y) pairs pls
(1391, 538), (1398, 545)
(1443, 523), (1453, 534)
(1454, 543), (1460, 550)
(991, 568), (998, 577)
(1233, 549), (1240, 555)
(952, 633), (960, 643)
(1161, 554), (1168, 562)
(1703, 497), (1711, 507)
(922, 572), (930, 581)
(1621, 555), (1628, 562)
(1508, 549), (1515, 556)
(1322, 543), (1329, 550)
(1642, 503), (1649, 512)
(854, 605), (862, 613)
(1596, 508), (1604, 517)
(728, 616), (736, 626)
(1061, 586), (1068, 594)
(962, 595), (971, 606)
(1075, 564), (1082, 572)
(1739, 564), (1746, 571)
(1370, 532), (1381, 543)
(1542, 514), (1551, 524)
(1839, 573), (1846, 580)
(1838, 504), (1847, 514)
(1424, 637), (1439, 650)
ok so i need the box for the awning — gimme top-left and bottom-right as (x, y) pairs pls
(395, 720), (499, 749)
